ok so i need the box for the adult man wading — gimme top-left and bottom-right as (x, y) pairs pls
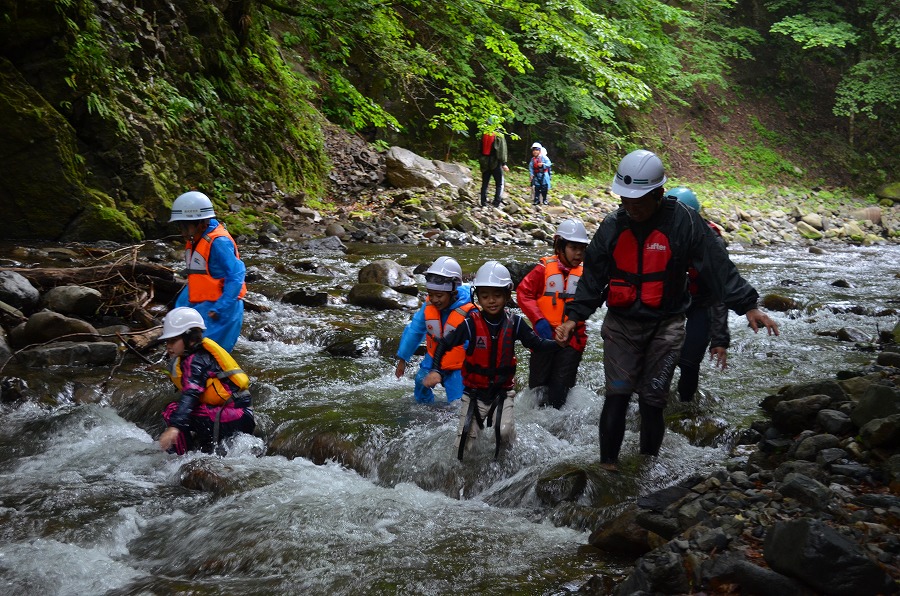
(556, 149), (780, 472)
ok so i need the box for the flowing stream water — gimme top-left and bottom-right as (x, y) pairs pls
(0, 241), (897, 595)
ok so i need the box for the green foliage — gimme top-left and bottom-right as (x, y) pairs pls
(770, 15), (858, 49)
(834, 58), (900, 119)
(765, 0), (900, 149)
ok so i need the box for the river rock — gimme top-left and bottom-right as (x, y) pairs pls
(850, 384), (900, 428)
(282, 288), (328, 307)
(875, 182), (900, 203)
(800, 213), (823, 229)
(763, 518), (895, 595)
(347, 283), (419, 310)
(15, 341), (118, 367)
(761, 293), (798, 311)
(357, 259), (417, 291)
(0, 271), (40, 312)
(9, 310), (100, 348)
(42, 285), (103, 316)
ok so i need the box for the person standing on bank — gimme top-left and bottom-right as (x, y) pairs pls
(555, 150), (779, 472)
(516, 218), (589, 409)
(478, 117), (509, 208)
(529, 142), (552, 206)
(169, 190), (247, 352)
(666, 187), (730, 402)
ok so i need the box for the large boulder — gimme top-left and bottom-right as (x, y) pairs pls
(385, 146), (453, 189)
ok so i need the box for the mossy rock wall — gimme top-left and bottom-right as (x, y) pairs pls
(0, 0), (328, 241)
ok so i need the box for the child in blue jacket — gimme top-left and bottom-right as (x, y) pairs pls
(395, 256), (474, 403)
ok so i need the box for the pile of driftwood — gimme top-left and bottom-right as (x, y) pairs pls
(5, 245), (182, 329)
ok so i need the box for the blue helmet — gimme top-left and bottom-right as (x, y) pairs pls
(666, 187), (700, 212)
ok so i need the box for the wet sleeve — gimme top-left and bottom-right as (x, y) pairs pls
(515, 316), (560, 352)
(168, 352), (208, 429)
(431, 320), (471, 372)
(396, 304), (427, 362)
(564, 217), (614, 323)
(515, 264), (545, 325)
(693, 219), (759, 316)
(207, 236), (246, 315)
(708, 303), (731, 349)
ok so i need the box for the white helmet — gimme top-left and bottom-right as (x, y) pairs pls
(611, 150), (667, 199)
(473, 261), (512, 290)
(555, 219), (589, 244)
(169, 191), (216, 222)
(159, 307), (206, 339)
(531, 142), (543, 150)
(424, 256), (463, 292)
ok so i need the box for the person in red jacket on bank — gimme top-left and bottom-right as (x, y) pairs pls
(516, 218), (590, 409)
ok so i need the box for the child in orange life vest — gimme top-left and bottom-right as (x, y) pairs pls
(423, 261), (561, 460)
(395, 256), (474, 403)
(158, 307), (255, 455)
(516, 218), (590, 409)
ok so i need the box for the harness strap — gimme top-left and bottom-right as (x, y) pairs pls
(216, 368), (245, 379)
(485, 392), (507, 458)
(457, 395), (486, 461)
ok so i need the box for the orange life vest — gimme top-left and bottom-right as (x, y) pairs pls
(536, 256), (582, 326)
(167, 337), (251, 406)
(425, 301), (476, 370)
(184, 223), (247, 303)
(462, 310), (517, 390)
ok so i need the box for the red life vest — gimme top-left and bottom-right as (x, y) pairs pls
(462, 310), (517, 390)
(481, 134), (496, 156)
(184, 223), (247, 303)
(425, 301), (475, 370)
(531, 156), (547, 174)
(688, 221), (723, 296)
(607, 203), (683, 310)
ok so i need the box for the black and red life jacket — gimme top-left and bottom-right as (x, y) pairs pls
(462, 310), (517, 390)
(607, 199), (686, 311)
(531, 156), (548, 174)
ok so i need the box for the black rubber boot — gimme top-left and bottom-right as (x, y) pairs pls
(599, 394), (630, 464)
(638, 401), (666, 456)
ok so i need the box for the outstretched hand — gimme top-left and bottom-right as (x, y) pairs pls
(394, 360), (406, 379)
(745, 308), (779, 335)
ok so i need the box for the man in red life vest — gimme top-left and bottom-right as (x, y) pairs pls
(556, 150), (779, 472)
(478, 116), (509, 208)
(169, 191), (246, 352)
